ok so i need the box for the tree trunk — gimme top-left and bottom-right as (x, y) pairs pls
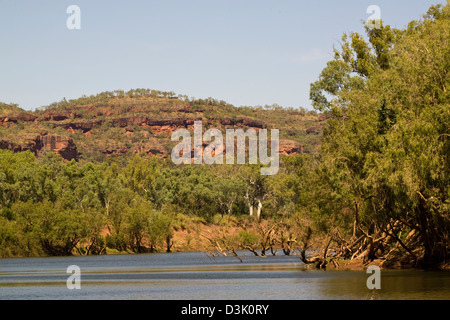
(166, 235), (173, 253)
(246, 189), (254, 217)
(256, 199), (263, 221)
(227, 202), (233, 215)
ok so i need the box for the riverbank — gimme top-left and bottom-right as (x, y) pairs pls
(2, 214), (447, 271)
(105, 218), (449, 271)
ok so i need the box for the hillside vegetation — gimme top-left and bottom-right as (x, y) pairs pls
(0, 3), (448, 270)
(0, 90), (322, 163)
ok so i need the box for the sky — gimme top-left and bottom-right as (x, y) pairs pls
(0, 0), (445, 111)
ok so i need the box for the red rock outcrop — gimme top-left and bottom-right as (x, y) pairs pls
(0, 113), (37, 124)
(279, 140), (306, 155)
(41, 110), (73, 121)
(41, 135), (79, 160)
(50, 120), (104, 133)
(0, 99), (317, 161)
(0, 135), (42, 154)
(0, 135), (79, 160)
(102, 144), (128, 156)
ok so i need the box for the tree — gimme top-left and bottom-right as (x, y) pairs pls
(124, 197), (152, 253)
(148, 207), (175, 252)
(309, 20), (403, 112)
(308, 3), (449, 268)
(12, 201), (88, 256)
(211, 165), (245, 216)
(239, 164), (270, 220)
(122, 155), (163, 205)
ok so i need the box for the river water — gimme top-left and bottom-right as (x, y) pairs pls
(0, 251), (448, 300)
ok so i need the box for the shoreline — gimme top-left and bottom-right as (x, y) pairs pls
(2, 219), (448, 271)
(2, 247), (448, 271)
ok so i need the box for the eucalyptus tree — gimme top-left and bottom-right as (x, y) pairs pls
(309, 3), (449, 267)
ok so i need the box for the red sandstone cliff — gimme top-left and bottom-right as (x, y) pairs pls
(0, 98), (322, 160)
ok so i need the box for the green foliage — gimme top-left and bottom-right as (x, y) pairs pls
(376, 98), (397, 134)
(0, 148), (302, 257)
(0, 4), (447, 268)
(238, 230), (260, 247)
(308, 2), (449, 267)
(148, 208), (175, 252)
(0, 102), (23, 115)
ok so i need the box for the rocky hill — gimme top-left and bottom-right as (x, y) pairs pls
(0, 90), (324, 162)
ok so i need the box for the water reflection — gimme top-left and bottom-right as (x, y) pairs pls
(0, 252), (448, 300)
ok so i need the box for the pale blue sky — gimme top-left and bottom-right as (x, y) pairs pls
(0, 0), (444, 110)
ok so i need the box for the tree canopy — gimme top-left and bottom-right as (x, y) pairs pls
(308, 3), (449, 268)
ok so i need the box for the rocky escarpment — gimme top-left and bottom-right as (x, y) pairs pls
(48, 115), (266, 132)
(0, 134), (79, 160)
(41, 135), (79, 160)
(279, 140), (305, 155)
(0, 96), (322, 161)
(0, 135), (42, 154)
(0, 113), (37, 123)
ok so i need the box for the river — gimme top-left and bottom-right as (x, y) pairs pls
(0, 251), (448, 300)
